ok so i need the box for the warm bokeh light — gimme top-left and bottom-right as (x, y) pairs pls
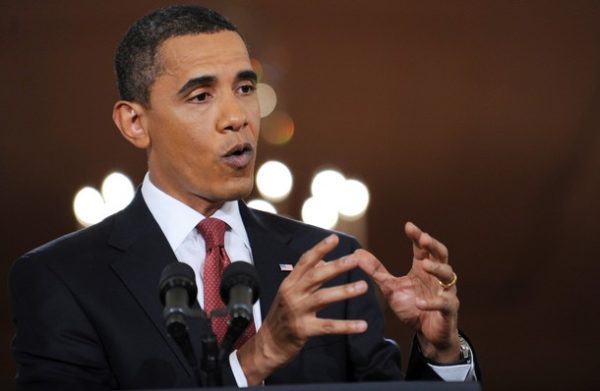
(260, 110), (295, 145)
(257, 83), (277, 118)
(256, 160), (293, 202)
(247, 199), (277, 214)
(101, 172), (135, 215)
(301, 196), (339, 229)
(73, 172), (135, 227)
(338, 179), (370, 220)
(73, 187), (106, 227)
(309, 170), (371, 222)
(310, 169), (346, 203)
(250, 58), (264, 81)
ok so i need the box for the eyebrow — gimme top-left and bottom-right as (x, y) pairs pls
(177, 70), (258, 96)
(237, 70), (258, 84)
(177, 75), (216, 96)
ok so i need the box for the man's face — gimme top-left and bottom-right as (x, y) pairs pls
(143, 31), (260, 214)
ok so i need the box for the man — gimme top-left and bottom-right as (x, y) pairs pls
(10, 5), (480, 390)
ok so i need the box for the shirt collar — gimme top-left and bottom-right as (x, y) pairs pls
(141, 173), (250, 252)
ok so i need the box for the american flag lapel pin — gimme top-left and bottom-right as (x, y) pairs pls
(279, 264), (294, 272)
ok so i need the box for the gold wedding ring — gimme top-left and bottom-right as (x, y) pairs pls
(438, 272), (458, 289)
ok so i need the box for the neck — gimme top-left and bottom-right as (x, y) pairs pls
(148, 172), (225, 217)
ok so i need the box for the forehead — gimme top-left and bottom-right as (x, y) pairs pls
(156, 31), (251, 80)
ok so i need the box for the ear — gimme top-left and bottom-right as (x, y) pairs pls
(112, 100), (150, 149)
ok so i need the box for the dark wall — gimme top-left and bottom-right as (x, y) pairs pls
(2, 1), (599, 389)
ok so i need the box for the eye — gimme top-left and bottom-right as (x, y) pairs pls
(238, 83), (256, 95)
(189, 92), (211, 103)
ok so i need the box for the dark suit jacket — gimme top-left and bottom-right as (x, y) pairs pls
(10, 191), (469, 390)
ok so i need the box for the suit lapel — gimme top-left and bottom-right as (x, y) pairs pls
(107, 191), (194, 377)
(238, 201), (303, 319)
(104, 196), (307, 377)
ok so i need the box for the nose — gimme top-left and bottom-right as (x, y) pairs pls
(217, 92), (248, 132)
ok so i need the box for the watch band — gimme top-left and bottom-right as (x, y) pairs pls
(418, 335), (471, 366)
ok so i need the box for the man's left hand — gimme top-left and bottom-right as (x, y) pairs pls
(355, 222), (461, 364)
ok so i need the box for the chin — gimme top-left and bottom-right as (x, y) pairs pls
(221, 178), (254, 201)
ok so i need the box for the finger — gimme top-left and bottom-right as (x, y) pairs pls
(307, 318), (368, 337)
(405, 222), (449, 262)
(421, 259), (456, 286)
(309, 280), (368, 311)
(415, 295), (459, 315)
(292, 234), (339, 280)
(353, 249), (394, 297)
(419, 234), (449, 263)
(405, 222), (429, 260)
(302, 255), (360, 290)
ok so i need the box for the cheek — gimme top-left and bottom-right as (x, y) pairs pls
(247, 111), (261, 141)
(242, 97), (261, 126)
(155, 111), (213, 153)
(250, 118), (260, 140)
(180, 137), (215, 170)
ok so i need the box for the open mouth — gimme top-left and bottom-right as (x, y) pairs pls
(222, 142), (254, 169)
(224, 143), (253, 158)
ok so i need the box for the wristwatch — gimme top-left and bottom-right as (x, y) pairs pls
(458, 335), (471, 362)
(420, 335), (471, 365)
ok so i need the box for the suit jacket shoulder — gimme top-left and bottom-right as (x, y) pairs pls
(10, 192), (225, 389)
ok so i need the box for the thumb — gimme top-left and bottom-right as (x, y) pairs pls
(354, 249), (393, 296)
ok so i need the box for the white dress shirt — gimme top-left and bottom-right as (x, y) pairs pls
(141, 173), (474, 384)
(141, 174), (257, 386)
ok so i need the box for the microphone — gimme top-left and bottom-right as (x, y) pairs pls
(159, 262), (198, 332)
(218, 261), (260, 359)
(159, 262), (199, 378)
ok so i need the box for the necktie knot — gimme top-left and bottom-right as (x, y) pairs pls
(197, 218), (228, 250)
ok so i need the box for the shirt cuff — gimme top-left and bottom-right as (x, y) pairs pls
(427, 342), (477, 381)
(229, 350), (249, 387)
(428, 361), (474, 381)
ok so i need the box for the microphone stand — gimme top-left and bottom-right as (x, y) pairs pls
(202, 307), (254, 386)
(164, 315), (204, 386)
(167, 306), (231, 387)
(161, 261), (259, 387)
(201, 308), (229, 387)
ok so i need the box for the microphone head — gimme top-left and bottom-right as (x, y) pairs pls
(159, 262), (198, 307)
(219, 261), (260, 304)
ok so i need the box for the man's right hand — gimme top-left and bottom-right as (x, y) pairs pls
(236, 234), (369, 385)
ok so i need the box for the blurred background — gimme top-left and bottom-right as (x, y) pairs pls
(2, 1), (599, 389)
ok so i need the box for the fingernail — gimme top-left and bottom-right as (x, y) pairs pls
(355, 320), (368, 331)
(348, 281), (365, 293)
(416, 298), (427, 307)
(325, 234), (336, 244)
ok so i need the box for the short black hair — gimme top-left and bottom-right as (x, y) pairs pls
(114, 5), (238, 106)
